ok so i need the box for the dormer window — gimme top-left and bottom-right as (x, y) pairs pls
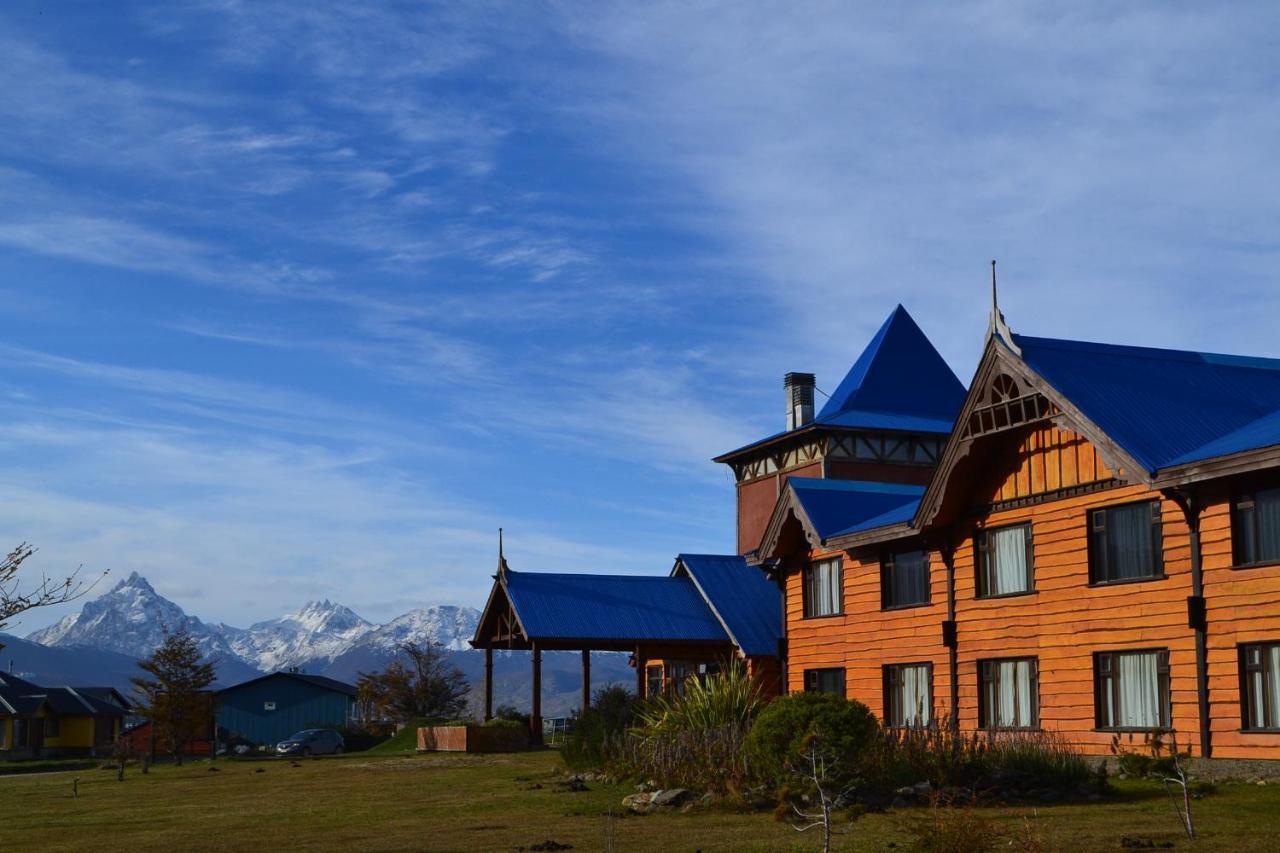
(803, 557), (842, 618)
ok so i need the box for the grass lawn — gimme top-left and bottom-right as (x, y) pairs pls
(3, 750), (1280, 852)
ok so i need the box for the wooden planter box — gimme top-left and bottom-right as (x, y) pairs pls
(416, 725), (529, 753)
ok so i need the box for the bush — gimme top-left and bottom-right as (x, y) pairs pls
(745, 692), (881, 797)
(493, 704), (529, 726)
(482, 718), (525, 729)
(561, 685), (640, 770)
(620, 664), (765, 793)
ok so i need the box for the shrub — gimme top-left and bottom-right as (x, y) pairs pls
(619, 664), (765, 793)
(493, 704), (529, 726)
(482, 718), (525, 729)
(905, 801), (1001, 853)
(745, 692), (881, 797)
(561, 685), (640, 770)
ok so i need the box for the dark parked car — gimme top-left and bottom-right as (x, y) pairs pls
(276, 729), (344, 757)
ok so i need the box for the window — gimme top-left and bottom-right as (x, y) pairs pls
(43, 716), (60, 738)
(979, 658), (1039, 729)
(1088, 501), (1163, 584)
(1095, 649), (1171, 730)
(976, 523), (1034, 597)
(804, 557), (843, 617)
(1241, 643), (1280, 731)
(884, 663), (932, 727)
(882, 550), (930, 608)
(669, 662), (689, 698)
(1234, 487), (1280, 566)
(646, 664), (664, 698)
(804, 668), (846, 695)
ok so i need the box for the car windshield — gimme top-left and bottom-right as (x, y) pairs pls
(286, 731), (317, 741)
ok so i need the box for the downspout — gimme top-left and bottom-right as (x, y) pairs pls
(1164, 487), (1211, 758)
(940, 542), (960, 739)
(764, 558), (788, 695)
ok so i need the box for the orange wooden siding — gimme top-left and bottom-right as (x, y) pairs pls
(783, 424), (1280, 758)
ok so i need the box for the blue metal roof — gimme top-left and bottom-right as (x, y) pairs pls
(716, 305), (965, 462)
(675, 554), (780, 658)
(815, 305), (967, 432)
(1013, 335), (1280, 473)
(503, 569), (731, 644)
(789, 478), (924, 541)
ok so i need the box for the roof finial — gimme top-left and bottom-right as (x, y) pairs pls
(496, 527), (510, 577)
(986, 258), (1021, 356)
(991, 259), (998, 316)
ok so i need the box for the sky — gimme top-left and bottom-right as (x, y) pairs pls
(3, 2), (1279, 631)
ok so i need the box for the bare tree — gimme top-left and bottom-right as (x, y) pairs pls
(0, 543), (103, 632)
(1159, 731), (1197, 841)
(782, 735), (861, 853)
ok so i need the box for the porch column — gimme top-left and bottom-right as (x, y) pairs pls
(581, 650), (591, 713)
(483, 647), (494, 722)
(530, 644), (543, 746)
(635, 646), (647, 699)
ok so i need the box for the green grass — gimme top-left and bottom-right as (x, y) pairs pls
(2, 750), (1279, 852)
(364, 719), (432, 755)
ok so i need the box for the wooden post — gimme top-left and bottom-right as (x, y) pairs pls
(635, 646), (647, 699)
(484, 647), (494, 722)
(581, 650), (591, 713)
(530, 645), (542, 746)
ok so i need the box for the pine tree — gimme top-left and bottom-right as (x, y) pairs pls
(132, 628), (217, 765)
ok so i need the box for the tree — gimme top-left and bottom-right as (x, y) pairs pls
(356, 641), (469, 723)
(131, 628), (217, 766)
(0, 543), (101, 633)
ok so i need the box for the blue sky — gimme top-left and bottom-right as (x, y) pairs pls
(3, 2), (1279, 630)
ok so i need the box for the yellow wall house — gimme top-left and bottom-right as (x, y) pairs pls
(0, 672), (129, 759)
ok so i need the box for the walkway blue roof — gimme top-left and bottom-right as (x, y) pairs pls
(1013, 335), (1280, 473)
(675, 554), (780, 657)
(503, 569), (731, 644)
(789, 478), (925, 541)
(816, 305), (967, 433)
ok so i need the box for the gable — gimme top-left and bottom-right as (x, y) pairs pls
(915, 337), (1148, 530)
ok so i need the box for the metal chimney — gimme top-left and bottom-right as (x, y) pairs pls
(784, 372), (816, 430)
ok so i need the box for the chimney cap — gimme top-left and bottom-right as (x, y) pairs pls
(784, 372), (816, 387)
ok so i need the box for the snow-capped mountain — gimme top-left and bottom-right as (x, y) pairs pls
(28, 572), (239, 662)
(26, 573), (481, 674)
(223, 600), (374, 672)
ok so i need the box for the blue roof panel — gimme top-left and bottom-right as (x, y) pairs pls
(675, 554), (780, 658)
(789, 478), (925, 541)
(503, 570), (730, 644)
(816, 305), (967, 430)
(1013, 335), (1280, 473)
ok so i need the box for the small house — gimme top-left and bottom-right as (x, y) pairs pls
(0, 672), (129, 758)
(216, 672), (356, 747)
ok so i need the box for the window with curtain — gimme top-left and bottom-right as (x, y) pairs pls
(976, 523), (1034, 597)
(1095, 649), (1170, 729)
(803, 557), (843, 617)
(979, 658), (1038, 729)
(804, 668), (846, 695)
(884, 663), (932, 727)
(1088, 501), (1163, 584)
(1241, 642), (1280, 731)
(1234, 487), (1280, 566)
(882, 550), (930, 608)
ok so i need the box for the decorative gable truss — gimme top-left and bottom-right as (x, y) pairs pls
(914, 337), (1152, 529)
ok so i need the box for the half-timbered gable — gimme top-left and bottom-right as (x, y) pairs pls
(716, 305), (964, 555)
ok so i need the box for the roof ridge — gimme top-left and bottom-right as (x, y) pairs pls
(1014, 333), (1280, 371)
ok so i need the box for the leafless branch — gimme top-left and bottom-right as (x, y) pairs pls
(0, 543), (107, 632)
